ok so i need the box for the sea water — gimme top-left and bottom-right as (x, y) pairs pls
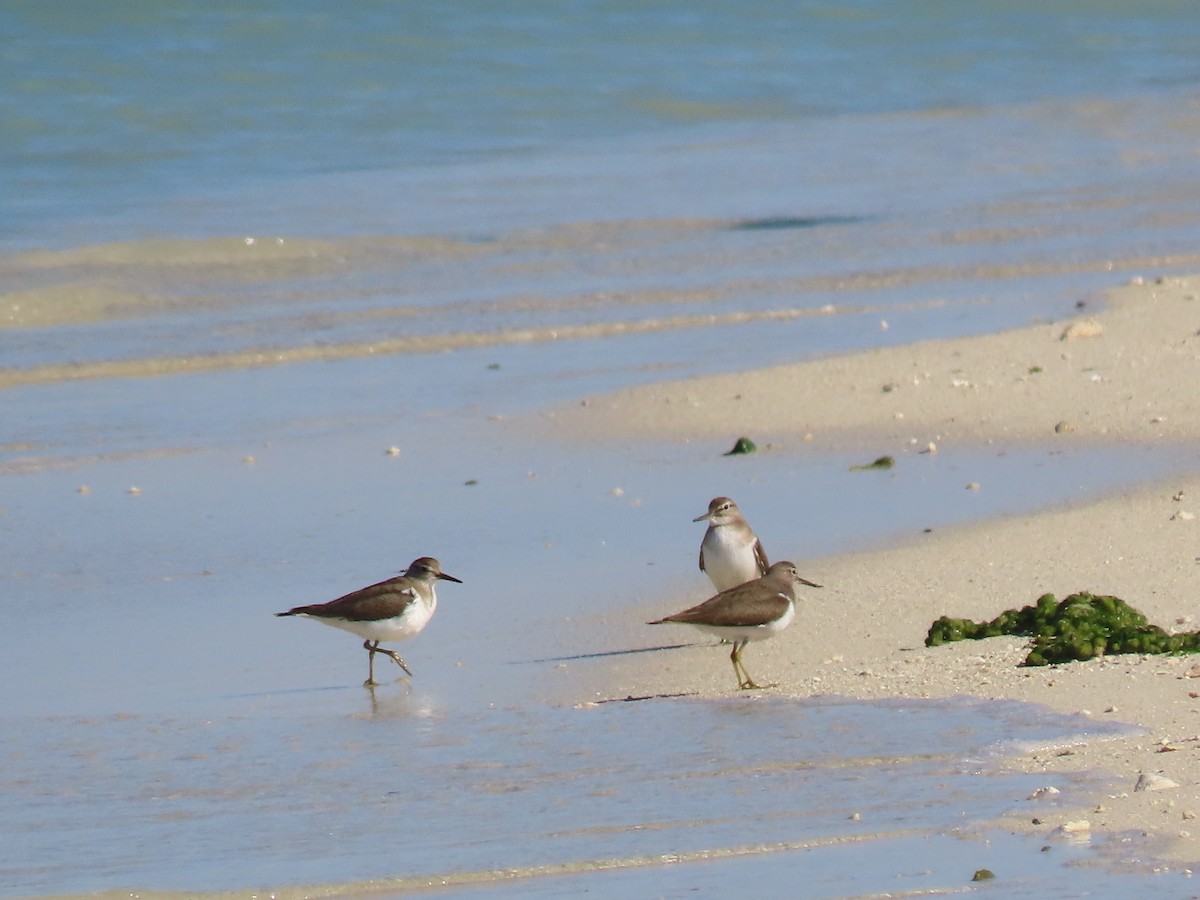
(4, 3), (1200, 897)
(4, 1), (1200, 390)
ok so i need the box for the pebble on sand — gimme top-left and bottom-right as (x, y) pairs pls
(1135, 773), (1181, 793)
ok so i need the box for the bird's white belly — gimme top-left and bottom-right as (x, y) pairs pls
(311, 597), (435, 643)
(690, 599), (795, 644)
(703, 530), (762, 591)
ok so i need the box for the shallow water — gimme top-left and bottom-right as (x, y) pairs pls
(0, 692), (1145, 898)
(6, 10), (1200, 392)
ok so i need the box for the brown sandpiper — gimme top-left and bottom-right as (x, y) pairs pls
(648, 560), (819, 690)
(276, 556), (462, 687)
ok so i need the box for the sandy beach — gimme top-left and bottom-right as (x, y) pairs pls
(541, 274), (1200, 869)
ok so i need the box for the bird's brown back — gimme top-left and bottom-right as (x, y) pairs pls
(277, 577), (417, 622)
(652, 590), (790, 628)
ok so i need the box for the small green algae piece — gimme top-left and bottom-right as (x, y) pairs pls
(926, 592), (1200, 666)
(972, 869), (996, 882)
(724, 436), (757, 456)
(849, 455), (895, 472)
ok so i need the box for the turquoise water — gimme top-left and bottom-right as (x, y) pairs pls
(5, 5), (1200, 897)
(4, 1), (1200, 244)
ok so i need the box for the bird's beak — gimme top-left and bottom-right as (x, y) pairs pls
(692, 512), (712, 523)
(798, 576), (822, 589)
(437, 572), (463, 584)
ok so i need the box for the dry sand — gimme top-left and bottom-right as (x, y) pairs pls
(541, 274), (1200, 869)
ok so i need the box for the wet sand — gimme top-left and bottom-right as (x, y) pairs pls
(541, 273), (1200, 867)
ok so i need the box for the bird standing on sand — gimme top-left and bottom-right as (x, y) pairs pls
(648, 561), (818, 690)
(695, 496), (772, 592)
(276, 556), (462, 687)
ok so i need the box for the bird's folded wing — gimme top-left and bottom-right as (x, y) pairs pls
(307, 579), (418, 620)
(753, 539), (769, 576)
(664, 592), (790, 627)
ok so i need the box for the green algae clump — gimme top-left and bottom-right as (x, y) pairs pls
(724, 436), (757, 456)
(849, 455), (895, 472)
(925, 592), (1200, 666)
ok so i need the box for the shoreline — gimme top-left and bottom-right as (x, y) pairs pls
(547, 274), (1200, 452)
(540, 274), (1200, 868)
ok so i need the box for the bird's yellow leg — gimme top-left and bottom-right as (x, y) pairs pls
(362, 640), (412, 685)
(733, 642), (773, 690)
(363, 640), (379, 687)
(730, 642), (756, 690)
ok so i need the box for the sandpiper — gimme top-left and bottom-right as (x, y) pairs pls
(695, 496), (822, 593)
(694, 496), (771, 592)
(275, 556), (462, 687)
(648, 560), (818, 690)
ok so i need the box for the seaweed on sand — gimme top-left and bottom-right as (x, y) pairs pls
(926, 592), (1200, 666)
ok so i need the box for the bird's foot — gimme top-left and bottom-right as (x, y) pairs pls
(380, 651), (413, 677)
(738, 679), (777, 691)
